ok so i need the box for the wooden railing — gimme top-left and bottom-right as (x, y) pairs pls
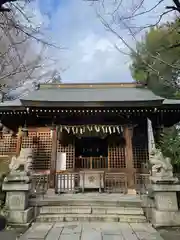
(31, 171), (150, 195)
(134, 173), (150, 194)
(55, 172), (80, 194)
(75, 156), (108, 169)
(55, 171), (129, 194)
(104, 172), (128, 194)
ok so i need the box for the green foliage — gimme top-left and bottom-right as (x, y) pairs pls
(158, 127), (180, 167)
(130, 19), (180, 98)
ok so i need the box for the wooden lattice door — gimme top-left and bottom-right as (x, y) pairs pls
(21, 127), (52, 171)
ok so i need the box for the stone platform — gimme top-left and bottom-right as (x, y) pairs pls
(29, 191), (146, 223)
(30, 190), (142, 207)
(19, 222), (164, 240)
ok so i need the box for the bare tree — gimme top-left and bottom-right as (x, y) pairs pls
(84, 0), (180, 90)
(0, 1), (62, 100)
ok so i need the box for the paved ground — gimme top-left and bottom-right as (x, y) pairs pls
(158, 227), (180, 240)
(18, 222), (164, 240)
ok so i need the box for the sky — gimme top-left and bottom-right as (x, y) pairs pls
(28, 0), (173, 83)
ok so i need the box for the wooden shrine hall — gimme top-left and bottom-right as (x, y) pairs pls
(0, 82), (180, 194)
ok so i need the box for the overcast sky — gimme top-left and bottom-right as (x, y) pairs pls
(31, 0), (173, 83)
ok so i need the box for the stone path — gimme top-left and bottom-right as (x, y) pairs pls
(158, 227), (180, 240)
(18, 222), (164, 240)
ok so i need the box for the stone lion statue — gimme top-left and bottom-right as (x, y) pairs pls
(149, 148), (173, 178)
(9, 148), (33, 174)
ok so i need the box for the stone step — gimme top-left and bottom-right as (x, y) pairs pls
(40, 206), (144, 215)
(36, 213), (147, 223)
(30, 199), (142, 208)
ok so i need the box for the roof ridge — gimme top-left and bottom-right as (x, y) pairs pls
(39, 82), (143, 89)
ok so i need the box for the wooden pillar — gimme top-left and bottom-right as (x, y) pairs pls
(16, 127), (22, 156)
(50, 127), (58, 188)
(123, 125), (136, 192)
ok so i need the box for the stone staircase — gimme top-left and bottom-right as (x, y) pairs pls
(35, 196), (146, 223)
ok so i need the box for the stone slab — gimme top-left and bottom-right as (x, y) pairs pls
(3, 174), (31, 183)
(21, 223), (53, 239)
(154, 192), (178, 211)
(152, 209), (180, 227)
(46, 225), (63, 240)
(40, 206), (91, 214)
(103, 235), (124, 240)
(119, 223), (139, 240)
(0, 230), (17, 240)
(102, 230), (122, 235)
(19, 222), (165, 240)
(6, 191), (28, 210)
(130, 223), (157, 233)
(158, 228), (180, 240)
(3, 183), (31, 191)
(135, 231), (164, 240)
(60, 233), (81, 240)
(150, 184), (180, 192)
(62, 224), (82, 234)
(7, 207), (34, 224)
(106, 207), (143, 215)
(91, 206), (143, 215)
(81, 230), (101, 240)
(150, 176), (178, 183)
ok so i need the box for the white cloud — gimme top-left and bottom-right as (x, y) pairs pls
(13, 0), (174, 85)
(45, 0), (133, 83)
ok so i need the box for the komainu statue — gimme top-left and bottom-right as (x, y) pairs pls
(9, 148), (33, 174)
(149, 148), (178, 182)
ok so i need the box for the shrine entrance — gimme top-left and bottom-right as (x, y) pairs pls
(75, 137), (108, 169)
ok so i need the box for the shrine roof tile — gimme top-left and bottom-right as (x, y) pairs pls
(20, 87), (163, 102)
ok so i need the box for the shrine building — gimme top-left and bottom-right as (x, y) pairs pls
(0, 82), (180, 194)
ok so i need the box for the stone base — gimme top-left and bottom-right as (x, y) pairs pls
(151, 209), (180, 227)
(7, 207), (34, 224)
(150, 176), (178, 184)
(2, 183), (31, 191)
(150, 183), (180, 192)
(154, 192), (178, 211)
(5, 191), (29, 210)
(148, 184), (180, 212)
(3, 172), (31, 183)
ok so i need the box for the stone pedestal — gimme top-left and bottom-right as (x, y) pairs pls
(2, 173), (34, 226)
(148, 183), (180, 227)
